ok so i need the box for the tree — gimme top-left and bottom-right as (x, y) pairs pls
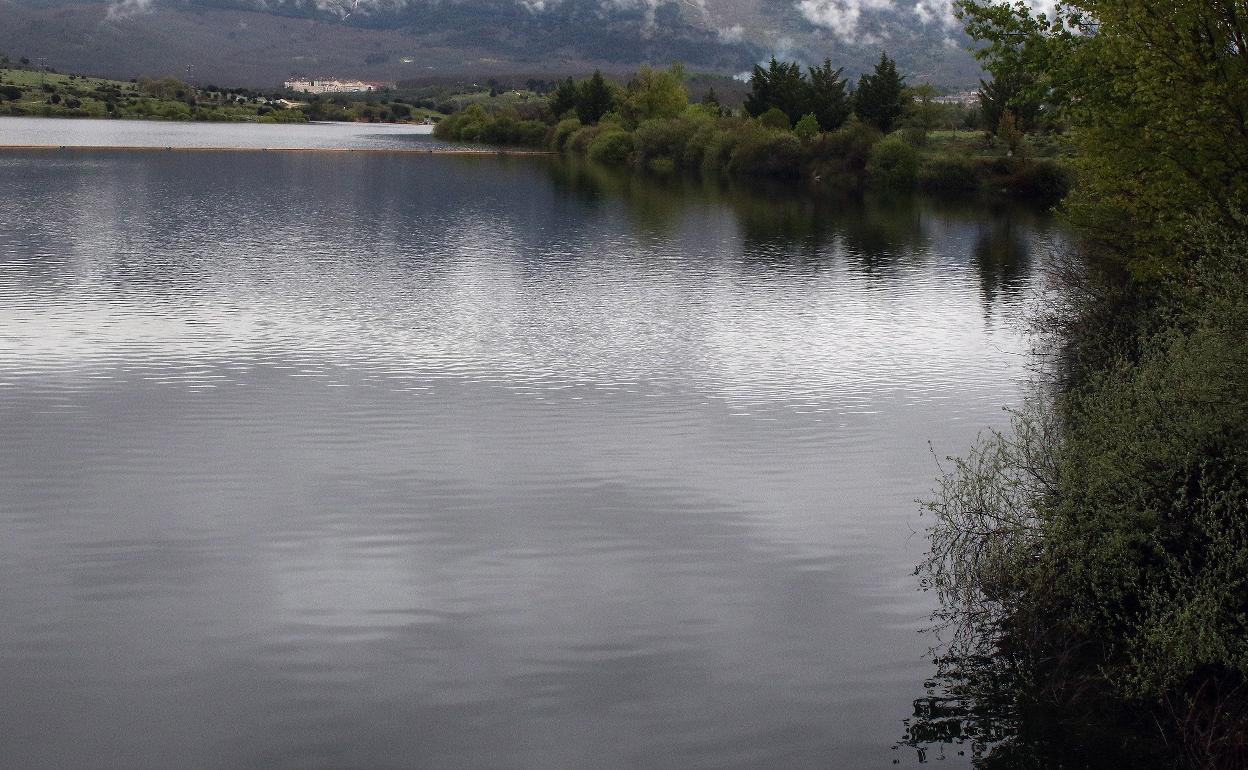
(807, 59), (850, 130)
(701, 87), (724, 117)
(618, 64), (688, 128)
(793, 112), (821, 140)
(956, 0), (1248, 275)
(549, 77), (579, 119)
(576, 70), (613, 125)
(744, 57), (809, 125)
(954, 0), (1060, 131)
(920, 2), (1248, 764)
(853, 53), (906, 133)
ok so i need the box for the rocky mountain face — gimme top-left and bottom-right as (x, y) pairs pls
(0, 0), (982, 87)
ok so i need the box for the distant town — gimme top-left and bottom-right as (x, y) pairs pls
(283, 78), (393, 94)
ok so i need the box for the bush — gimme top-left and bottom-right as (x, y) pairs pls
(866, 134), (918, 190)
(699, 128), (740, 177)
(818, 116), (880, 175)
(433, 104), (548, 147)
(646, 157), (676, 175)
(566, 124), (609, 155)
(729, 127), (805, 177)
(586, 128), (634, 166)
(683, 122), (720, 170)
(794, 112), (821, 140)
(920, 218), (1248, 768)
(633, 115), (704, 166)
(551, 117), (581, 151)
(758, 106), (790, 130)
(918, 157), (981, 193)
(1008, 160), (1073, 203)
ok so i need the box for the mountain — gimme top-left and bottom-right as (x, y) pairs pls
(0, 0), (983, 88)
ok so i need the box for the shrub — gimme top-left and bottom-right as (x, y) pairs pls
(586, 128), (634, 165)
(567, 124), (609, 155)
(729, 127), (805, 177)
(683, 121), (720, 170)
(758, 106), (790, 130)
(866, 134), (918, 190)
(1008, 160), (1073, 203)
(633, 117), (693, 164)
(699, 128), (740, 177)
(551, 117), (582, 151)
(818, 116), (880, 174)
(646, 157), (675, 175)
(794, 112), (821, 140)
(918, 157), (981, 193)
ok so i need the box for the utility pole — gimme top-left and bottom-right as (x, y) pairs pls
(35, 57), (47, 87)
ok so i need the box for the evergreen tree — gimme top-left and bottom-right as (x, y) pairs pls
(807, 59), (850, 131)
(701, 87), (724, 116)
(744, 57), (809, 124)
(853, 53), (906, 133)
(576, 70), (613, 124)
(549, 77), (579, 119)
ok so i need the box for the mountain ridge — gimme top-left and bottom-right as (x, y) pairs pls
(0, 0), (983, 88)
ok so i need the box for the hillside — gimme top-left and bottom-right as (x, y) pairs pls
(0, 0), (984, 88)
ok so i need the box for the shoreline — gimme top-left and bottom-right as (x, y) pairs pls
(0, 144), (554, 155)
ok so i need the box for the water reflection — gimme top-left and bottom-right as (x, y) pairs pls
(899, 651), (1170, 767)
(972, 208), (1035, 315)
(1, 144), (1062, 768)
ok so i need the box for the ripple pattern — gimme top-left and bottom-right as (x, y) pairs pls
(0, 141), (1063, 769)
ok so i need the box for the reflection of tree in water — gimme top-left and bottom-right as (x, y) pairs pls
(544, 160), (1057, 294)
(900, 647), (1171, 768)
(545, 158), (711, 234)
(972, 211), (1033, 316)
(838, 193), (930, 278)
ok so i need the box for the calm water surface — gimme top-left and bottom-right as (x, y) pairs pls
(0, 121), (1061, 768)
(0, 115), (443, 149)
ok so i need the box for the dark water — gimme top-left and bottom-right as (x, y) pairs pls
(0, 145), (1060, 768)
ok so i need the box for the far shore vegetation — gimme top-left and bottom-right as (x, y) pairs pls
(0, 54), (440, 124)
(433, 55), (1071, 202)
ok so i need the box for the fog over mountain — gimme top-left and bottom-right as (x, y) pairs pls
(0, 0), (984, 86)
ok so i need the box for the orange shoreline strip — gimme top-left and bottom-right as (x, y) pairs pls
(0, 144), (554, 156)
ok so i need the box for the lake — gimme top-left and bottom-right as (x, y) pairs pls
(0, 119), (1061, 768)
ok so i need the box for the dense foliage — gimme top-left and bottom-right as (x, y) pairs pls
(743, 57), (851, 132)
(433, 60), (1069, 200)
(919, 1), (1248, 765)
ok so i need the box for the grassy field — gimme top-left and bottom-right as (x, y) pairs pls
(0, 66), (447, 124)
(0, 67), (298, 121)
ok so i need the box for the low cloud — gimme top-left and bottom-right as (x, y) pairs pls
(797, 0), (960, 41)
(796, 0), (892, 40)
(106, 0), (156, 19)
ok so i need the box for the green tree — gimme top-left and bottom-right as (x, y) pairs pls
(618, 64), (688, 128)
(576, 70), (614, 125)
(744, 57), (810, 125)
(793, 112), (821, 140)
(549, 77), (579, 119)
(807, 59), (850, 130)
(701, 87), (724, 117)
(954, 0), (1059, 130)
(852, 53), (906, 133)
(920, 1), (1248, 764)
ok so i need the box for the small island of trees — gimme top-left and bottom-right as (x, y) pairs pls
(434, 53), (1069, 201)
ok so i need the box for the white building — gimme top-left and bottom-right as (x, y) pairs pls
(283, 79), (385, 94)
